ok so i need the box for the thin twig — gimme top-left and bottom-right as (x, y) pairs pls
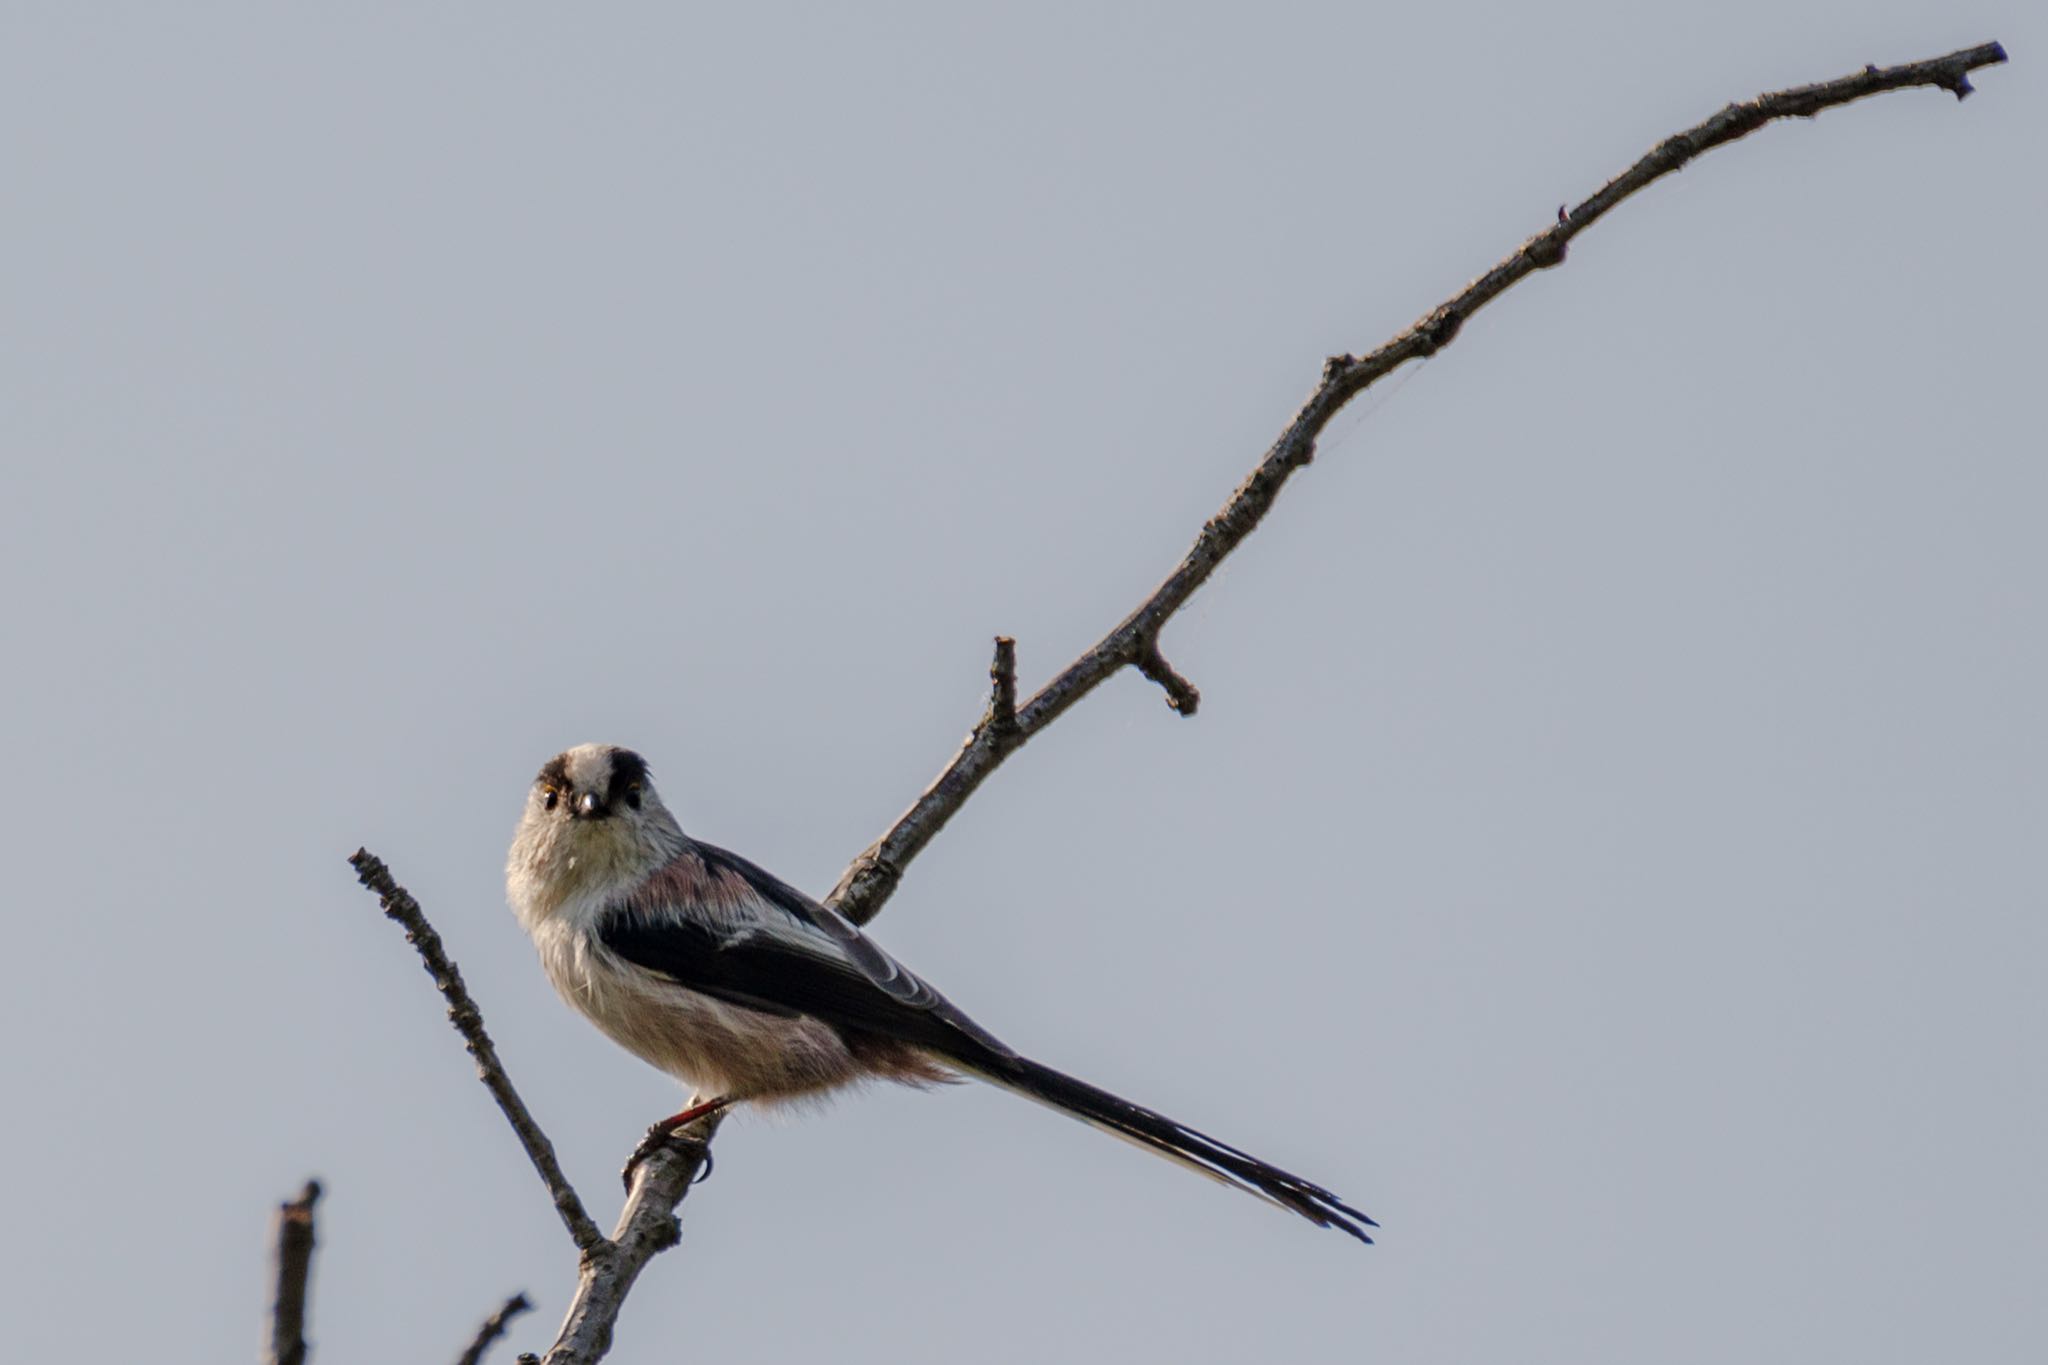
(349, 849), (607, 1254)
(989, 636), (1019, 736)
(348, 845), (725, 1363)
(1133, 641), (1200, 717)
(455, 1292), (534, 1365)
(266, 1180), (321, 1365)
(821, 39), (2008, 928)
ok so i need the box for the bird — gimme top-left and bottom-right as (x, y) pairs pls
(506, 742), (1375, 1243)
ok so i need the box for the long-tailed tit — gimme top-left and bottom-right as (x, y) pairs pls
(506, 743), (1375, 1243)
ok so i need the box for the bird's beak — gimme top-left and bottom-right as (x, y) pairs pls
(575, 791), (605, 819)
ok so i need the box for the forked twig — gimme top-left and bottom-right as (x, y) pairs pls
(344, 41), (2006, 1365)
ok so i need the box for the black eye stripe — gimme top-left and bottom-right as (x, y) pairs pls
(607, 748), (650, 792)
(535, 749), (648, 816)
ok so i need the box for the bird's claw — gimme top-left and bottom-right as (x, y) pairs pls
(621, 1122), (686, 1191)
(620, 1122), (716, 1191)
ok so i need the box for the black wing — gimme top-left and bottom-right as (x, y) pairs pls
(597, 841), (1016, 1061)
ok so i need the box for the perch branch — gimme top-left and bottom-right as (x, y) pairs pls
(349, 849), (607, 1255)
(537, 1115), (720, 1365)
(266, 1179), (321, 1365)
(821, 39), (2007, 928)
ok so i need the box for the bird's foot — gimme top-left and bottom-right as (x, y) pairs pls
(620, 1095), (733, 1191)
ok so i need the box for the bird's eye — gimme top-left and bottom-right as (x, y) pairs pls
(542, 788), (560, 812)
(623, 782), (643, 810)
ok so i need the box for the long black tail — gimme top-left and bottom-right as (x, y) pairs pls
(964, 1053), (1376, 1244)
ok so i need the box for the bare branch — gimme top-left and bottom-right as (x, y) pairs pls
(266, 1180), (321, 1365)
(351, 40), (2006, 1365)
(823, 39), (2007, 928)
(349, 848), (607, 1255)
(456, 1293), (534, 1365)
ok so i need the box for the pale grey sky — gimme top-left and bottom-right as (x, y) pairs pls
(1, 5), (2040, 1362)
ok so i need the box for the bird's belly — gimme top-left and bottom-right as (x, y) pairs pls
(535, 923), (860, 1100)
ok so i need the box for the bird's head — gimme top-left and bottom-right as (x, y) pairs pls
(507, 743), (684, 924)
